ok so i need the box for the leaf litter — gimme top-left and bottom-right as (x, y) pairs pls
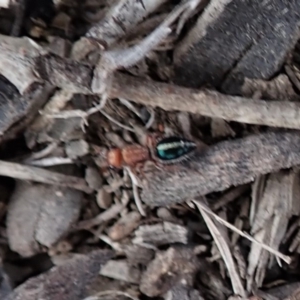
(0, 0), (300, 300)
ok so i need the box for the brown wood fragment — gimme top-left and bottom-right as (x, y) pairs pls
(141, 131), (300, 207)
(4, 250), (114, 300)
(241, 75), (298, 100)
(84, 0), (168, 47)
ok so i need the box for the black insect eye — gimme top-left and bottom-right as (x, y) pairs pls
(155, 136), (196, 161)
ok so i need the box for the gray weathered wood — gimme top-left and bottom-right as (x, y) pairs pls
(173, 0), (300, 94)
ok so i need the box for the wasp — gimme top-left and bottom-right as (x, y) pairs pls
(106, 134), (197, 169)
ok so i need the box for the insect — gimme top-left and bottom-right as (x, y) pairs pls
(107, 144), (150, 169)
(106, 134), (197, 170)
(105, 134), (197, 217)
(152, 136), (197, 164)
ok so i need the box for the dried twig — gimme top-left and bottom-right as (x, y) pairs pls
(77, 190), (130, 230)
(76, 202), (127, 230)
(2, 35), (300, 130)
(24, 157), (73, 167)
(0, 160), (92, 193)
(111, 73), (300, 130)
(125, 167), (146, 217)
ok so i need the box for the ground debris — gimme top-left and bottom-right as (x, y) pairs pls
(142, 131), (300, 206)
(173, 0), (300, 93)
(133, 221), (188, 246)
(108, 211), (141, 241)
(6, 180), (82, 257)
(164, 285), (205, 300)
(123, 244), (154, 267)
(100, 259), (141, 284)
(140, 246), (202, 297)
(1, 0), (300, 299)
(247, 169), (300, 290)
(0, 260), (12, 299)
(3, 250), (114, 300)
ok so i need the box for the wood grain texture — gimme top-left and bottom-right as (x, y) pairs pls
(141, 130), (300, 207)
(173, 0), (300, 93)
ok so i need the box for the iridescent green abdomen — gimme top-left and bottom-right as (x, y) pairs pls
(155, 136), (196, 162)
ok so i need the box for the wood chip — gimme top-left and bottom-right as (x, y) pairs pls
(133, 222), (188, 246)
(140, 246), (201, 297)
(100, 260), (140, 284)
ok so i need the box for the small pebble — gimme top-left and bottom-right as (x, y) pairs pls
(65, 140), (89, 159)
(85, 166), (103, 190)
(96, 187), (112, 209)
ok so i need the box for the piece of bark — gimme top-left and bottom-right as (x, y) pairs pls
(140, 246), (202, 297)
(251, 169), (300, 234)
(84, 0), (168, 47)
(247, 169), (300, 289)
(99, 260), (140, 284)
(133, 222), (188, 246)
(0, 77), (54, 142)
(123, 245), (154, 267)
(24, 90), (80, 148)
(210, 118), (235, 138)
(7, 180), (82, 257)
(241, 75), (298, 100)
(65, 139), (89, 159)
(4, 249), (114, 300)
(197, 260), (232, 300)
(141, 130), (300, 207)
(173, 0), (300, 94)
